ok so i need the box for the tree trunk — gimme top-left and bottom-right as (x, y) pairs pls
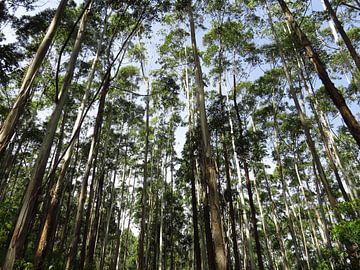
(252, 168), (275, 270)
(322, 0), (360, 71)
(33, 107), (68, 268)
(137, 61), (151, 270)
(65, 73), (109, 270)
(188, 2), (227, 269)
(99, 168), (117, 269)
(263, 167), (290, 270)
(121, 176), (136, 270)
(296, 54), (357, 200)
(276, 0), (360, 147)
(232, 73), (264, 270)
(111, 151), (128, 270)
(267, 1), (339, 208)
(222, 135), (241, 270)
(87, 168), (106, 267)
(189, 145), (202, 270)
(272, 113), (304, 269)
(33, 24), (103, 267)
(2, 3), (90, 268)
(0, 0), (68, 156)
(225, 85), (254, 269)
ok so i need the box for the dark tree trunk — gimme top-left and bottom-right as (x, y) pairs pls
(322, 0), (360, 71)
(232, 74), (264, 270)
(277, 0), (360, 147)
(189, 145), (202, 270)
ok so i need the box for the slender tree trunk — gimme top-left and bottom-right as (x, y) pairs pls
(322, 0), (360, 71)
(87, 168), (106, 266)
(296, 54), (357, 200)
(232, 74), (264, 270)
(294, 161), (327, 259)
(58, 149), (79, 255)
(188, 2), (227, 268)
(252, 168), (275, 270)
(190, 149), (202, 270)
(263, 166), (290, 270)
(0, 137), (22, 201)
(0, 0), (68, 156)
(225, 84), (254, 269)
(65, 73), (109, 270)
(137, 64), (151, 270)
(33, 107), (68, 268)
(2, 4), (90, 269)
(222, 136), (241, 270)
(184, 47), (202, 270)
(99, 168), (117, 269)
(272, 113), (303, 269)
(34, 26), (103, 267)
(111, 151), (128, 270)
(158, 180), (164, 270)
(85, 101), (113, 269)
(288, 77), (338, 207)
(266, 2), (339, 208)
(276, 0), (360, 147)
(121, 176), (136, 270)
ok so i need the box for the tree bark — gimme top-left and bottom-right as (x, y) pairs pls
(137, 63), (151, 270)
(322, 0), (360, 71)
(2, 3), (90, 268)
(33, 22), (103, 267)
(0, 0), (68, 156)
(277, 0), (360, 147)
(232, 74), (264, 270)
(189, 149), (202, 270)
(267, 1), (339, 208)
(188, 2), (228, 269)
(65, 72), (109, 270)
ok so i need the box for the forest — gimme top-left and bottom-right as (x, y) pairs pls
(0, 0), (359, 269)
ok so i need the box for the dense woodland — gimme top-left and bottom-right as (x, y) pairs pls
(0, 0), (360, 269)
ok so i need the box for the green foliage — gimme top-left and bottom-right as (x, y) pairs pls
(14, 259), (34, 270)
(332, 200), (360, 246)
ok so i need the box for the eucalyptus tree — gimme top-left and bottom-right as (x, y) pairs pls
(182, 1), (229, 268)
(275, 0), (360, 147)
(0, 0), (69, 156)
(321, 0), (360, 72)
(2, 2), (93, 269)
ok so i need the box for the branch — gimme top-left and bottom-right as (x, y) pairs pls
(341, 2), (360, 12)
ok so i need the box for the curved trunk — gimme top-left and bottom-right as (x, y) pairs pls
(2, 4), (90, 269)
(276, 0), (360, 147)
(0, 0), (68, 156)
(322, 0), (360, 71)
